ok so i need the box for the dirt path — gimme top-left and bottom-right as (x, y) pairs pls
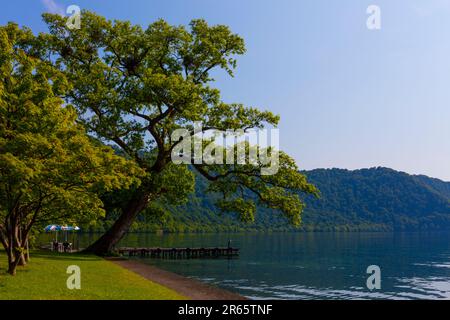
(108, 258), (247, 300)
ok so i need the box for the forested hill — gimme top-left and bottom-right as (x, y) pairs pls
(108, 167), (450, 233)
(413, 174), (450, 199)
(299, 168), (450, 231)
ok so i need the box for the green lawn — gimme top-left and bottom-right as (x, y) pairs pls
(0, 251), (186, 300)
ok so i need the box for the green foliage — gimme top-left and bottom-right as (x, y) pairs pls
(38, 11), (317, 229)
(0, 23), (142, 269)
(0, 22), (141, 224)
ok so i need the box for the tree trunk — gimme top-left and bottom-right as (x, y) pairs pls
(2, 213), (34, 274)
(84, 193), (149, 255)
(25, 239), (30, 262)
(5, 223), (20, 275)
(8, 262), (17, 276)
(8, 250), (22, 276)
(18, 252), (27, 266)
(6, 249), (14, 275)
(6, 246), (21, 276)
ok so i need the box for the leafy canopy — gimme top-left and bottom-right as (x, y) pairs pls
(0, 23), (142, 230)
(39, 12), (318, 225)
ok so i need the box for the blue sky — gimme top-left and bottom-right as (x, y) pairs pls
(2, 0), (450, 180)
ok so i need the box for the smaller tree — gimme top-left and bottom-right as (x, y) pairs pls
(0, 23), (142, 275)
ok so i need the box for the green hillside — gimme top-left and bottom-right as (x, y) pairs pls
(300, 168), (450, 231)
(92, 167), (450, 233)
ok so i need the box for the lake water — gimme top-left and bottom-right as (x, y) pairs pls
(49, 232), (450, 300)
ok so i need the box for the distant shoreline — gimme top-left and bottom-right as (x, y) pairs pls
(68, 229), (450, 235)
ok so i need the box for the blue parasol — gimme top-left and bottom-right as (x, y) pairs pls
(44, 224), (62, 232)
(44, 225), (80, 244)
(44, 225), (81, 232)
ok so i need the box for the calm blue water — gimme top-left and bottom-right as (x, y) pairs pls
(72, 232), (450, 299)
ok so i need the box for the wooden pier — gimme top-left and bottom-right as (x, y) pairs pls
(117, 247), (239, 259)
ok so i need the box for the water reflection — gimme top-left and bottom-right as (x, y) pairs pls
(38, 232), (450, 299)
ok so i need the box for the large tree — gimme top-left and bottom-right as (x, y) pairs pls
(39, 11), (318, 254)
(0, 23), (141, 274)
